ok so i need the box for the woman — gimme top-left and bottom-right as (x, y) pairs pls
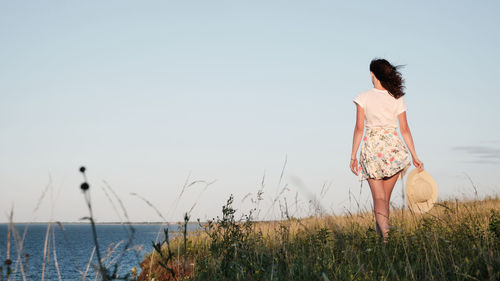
(350, 58), (423, 239)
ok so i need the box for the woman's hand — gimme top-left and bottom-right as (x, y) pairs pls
(350, 158), (359, 176)
(413, 158), (424, 172)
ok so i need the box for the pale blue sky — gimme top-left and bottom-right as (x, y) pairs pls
(1, 0), (499, 222)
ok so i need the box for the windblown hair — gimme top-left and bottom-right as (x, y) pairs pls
(370, 59), (405, 99)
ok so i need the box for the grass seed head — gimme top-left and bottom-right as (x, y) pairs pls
(81, 182), (90, 191)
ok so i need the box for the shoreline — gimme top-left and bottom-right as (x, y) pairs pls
(0, 221), (200, 225)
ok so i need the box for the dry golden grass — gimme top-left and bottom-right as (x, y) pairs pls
(140, 197), (500, 281)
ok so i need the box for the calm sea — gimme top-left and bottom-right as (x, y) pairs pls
(0, 223), (200, 280)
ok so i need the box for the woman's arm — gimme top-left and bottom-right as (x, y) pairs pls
(350, 103), (365, 175)
(398, 112), (424, 170)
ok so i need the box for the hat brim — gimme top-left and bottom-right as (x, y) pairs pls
(405, 169), (438, 214)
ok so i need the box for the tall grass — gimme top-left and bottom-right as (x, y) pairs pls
(2, 165), (499, 281)
(140, 196), (500, 281)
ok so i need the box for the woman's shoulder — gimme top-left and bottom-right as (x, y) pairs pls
(353, 89), (376, 108)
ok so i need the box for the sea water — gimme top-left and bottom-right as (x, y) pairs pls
(0, 223), (199, 280)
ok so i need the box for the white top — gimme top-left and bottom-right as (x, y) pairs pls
(353, 88), (407, 128)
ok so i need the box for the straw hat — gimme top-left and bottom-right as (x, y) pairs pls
(405, 169), (438, 214)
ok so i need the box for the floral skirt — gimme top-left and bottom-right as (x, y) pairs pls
(358, 127), (411, 181)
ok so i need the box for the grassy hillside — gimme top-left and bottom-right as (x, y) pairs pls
(139, 197), (500, 281)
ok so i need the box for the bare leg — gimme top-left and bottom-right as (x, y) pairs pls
(382, 172), (400, 219)
(367, 178), (389, 237)
(368, 172), (400, 239)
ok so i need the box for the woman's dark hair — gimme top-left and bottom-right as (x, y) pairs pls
(370, 59), (405, 99)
